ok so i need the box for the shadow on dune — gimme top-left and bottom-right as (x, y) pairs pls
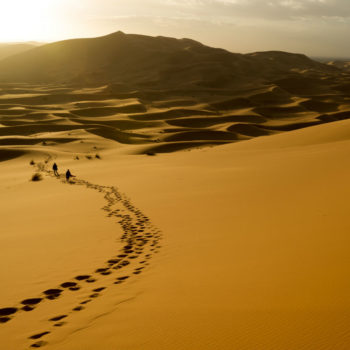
(88, 126), (152, 144)
(166, 114), (266, 128)
(0, 149), (26, 162)
(227, 123), (273, 137)
(71, 104), (146, 117)
(72, 118), (163, 131)
(163, 130), (240, 142)
(130, 109), (216, 121)
(0, 137), (79, 146)
(318, 111), (350, 122)
(139, 141), (231, 154)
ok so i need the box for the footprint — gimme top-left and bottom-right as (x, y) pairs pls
(43, 289), (62, 300)
(116, 276), (129, 281)
(72, 306), (84, 311)
(53, 322), (66, 327)
(101, 271), (111, 276)
(61, 282), (78, 288)
(95, 268), (109, 273)
(93, 287), (106, 292)
(31, 341), (47, 348)
(86, 278), (96, 283)
(22, 306), (35, 312)
(107, 259), (120, 265)
(0, 307), (17, 316)
(49, 315), (67, 322)
(69, 286), (81, 291)
(0, 317), (11, 323)
(75, 275), (91, 281)
(21, 298), (42, 306)
(29, 332), (50, 340)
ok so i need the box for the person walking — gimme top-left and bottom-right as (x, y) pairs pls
(52, 162), (59, 176)
(65, 169), (75, 182)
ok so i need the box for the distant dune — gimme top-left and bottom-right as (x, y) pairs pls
(327, 60), (350, 72)
(0, 31), (349, 158)
(0, 43), (40, 61)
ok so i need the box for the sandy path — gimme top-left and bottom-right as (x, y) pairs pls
(0, 158), (161, 349)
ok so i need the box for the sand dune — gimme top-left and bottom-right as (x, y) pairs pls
(227, 123), (273, 136)
(0, 149), (26, 161)
(0, 43), (39, 61)
(71, 104), (146, 117)
(130, 108), (216, 121)
(1, 31), (350, 350)
(1, 119), (350, 349)
(166, 114), (266, 128)
(0, 74), (349, 156)
(327, 60), (350, 72)
(162, 130), (240, 142)
(0, 33), (345, 157)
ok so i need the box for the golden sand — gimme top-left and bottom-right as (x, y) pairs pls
(0, 47), (350, 348)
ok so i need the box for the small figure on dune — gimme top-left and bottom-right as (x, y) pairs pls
(65, 169), (76, 182)
(52, 162), (59, 176)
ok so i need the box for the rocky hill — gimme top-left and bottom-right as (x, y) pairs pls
(0, 31), (339, 87)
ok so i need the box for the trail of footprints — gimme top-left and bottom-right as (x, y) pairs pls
(0, 160), (162, 348)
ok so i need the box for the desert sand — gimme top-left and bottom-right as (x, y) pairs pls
(1, 118), (350, 349)
(1, 32), (350, 349)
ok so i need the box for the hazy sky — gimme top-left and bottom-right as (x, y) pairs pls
(0, 0), (349, 57)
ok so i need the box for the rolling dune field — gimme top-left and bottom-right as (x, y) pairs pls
(1, 32), (350, 350)
(0, 71), (349, 161)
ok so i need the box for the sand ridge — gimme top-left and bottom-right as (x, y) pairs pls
(0, 75), (350, 159)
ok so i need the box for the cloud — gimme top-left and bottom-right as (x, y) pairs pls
(48, 0), (350, 58)
(82, 0), (350, 25)
(158, 0), (350, 20)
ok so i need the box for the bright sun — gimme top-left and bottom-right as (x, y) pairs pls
(0, 0), (64, 42)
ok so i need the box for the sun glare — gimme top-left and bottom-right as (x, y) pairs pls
(0, 0), (64, 42)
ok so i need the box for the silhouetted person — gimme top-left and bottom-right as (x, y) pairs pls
(52, 163), (59, 176)
(65, 169), (75, 182)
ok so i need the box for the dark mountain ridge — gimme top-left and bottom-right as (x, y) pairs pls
(0, 31), (339, 87)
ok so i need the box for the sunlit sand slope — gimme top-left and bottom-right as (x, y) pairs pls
(0, 32), (349, 349)
(0, 43), (38, 61)
(1, 119), (349, 349)
(55, 119), (350, 350)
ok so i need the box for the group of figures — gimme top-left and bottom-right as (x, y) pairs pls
(52, 163), (75, 182)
